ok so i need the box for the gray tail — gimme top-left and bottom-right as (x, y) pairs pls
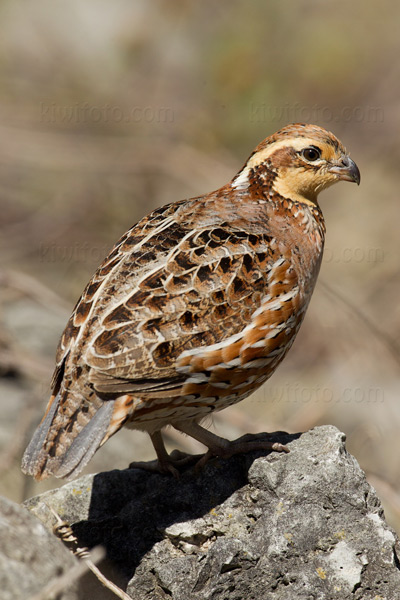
(21, 392), (114, 480)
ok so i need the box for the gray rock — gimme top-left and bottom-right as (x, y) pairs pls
(0, 495), (78, 600)
(24, 426), (400, 599)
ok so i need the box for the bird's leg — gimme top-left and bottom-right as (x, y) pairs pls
(128, 430), (200, 478)
(174, 421), (289, 469)
(129, 424), (289, 476)
(129, 431), (178, 477)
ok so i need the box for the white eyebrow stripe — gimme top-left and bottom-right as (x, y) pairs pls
(246, 137), (323, 169)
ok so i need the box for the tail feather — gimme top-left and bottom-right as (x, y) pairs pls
(21, 392), (115, 481)
(55, 402), (114, 479)
(21, 394), (60, 477)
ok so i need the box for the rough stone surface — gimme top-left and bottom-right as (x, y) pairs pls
(0, 495), (78, 600)
(24, 426), (400, 599)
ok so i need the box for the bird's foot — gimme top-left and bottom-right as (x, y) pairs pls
(129, 450), (202, 479)
(193, 431), (289, 470)
(129, 429), (290, 477)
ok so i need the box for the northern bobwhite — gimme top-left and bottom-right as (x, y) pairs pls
(22, 123), (360, 480)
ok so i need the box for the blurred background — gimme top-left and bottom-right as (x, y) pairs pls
(0, 0), (399, 532)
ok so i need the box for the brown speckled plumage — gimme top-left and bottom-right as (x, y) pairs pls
(22, 124), (360, 480)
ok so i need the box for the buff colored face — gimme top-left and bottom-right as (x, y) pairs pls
(234, 130), (360, 204)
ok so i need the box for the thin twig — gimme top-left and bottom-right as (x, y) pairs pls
(84, 561), (131, 600)
(44, 504), (132, 600)
(0, 269), (71, 314)
(28, 546), (105, 600)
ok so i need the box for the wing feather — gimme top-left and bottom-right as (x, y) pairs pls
(76, 221), (275, 392)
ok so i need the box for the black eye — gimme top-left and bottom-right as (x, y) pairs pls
(301, 147), (321, 162)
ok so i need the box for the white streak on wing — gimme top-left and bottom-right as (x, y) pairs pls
(252, 295), (272, 318)
(267, 288), (299, 311)
(243, 358), (273, 369)
(185, 373), (210, 385)
(267, 299), (283, 311)
(225, 357), (242, 368)
(253, 285), (298, 320)
(205, 358), (241, 371)
(273, 257), (285, 268)
(249, 339), (267, 349)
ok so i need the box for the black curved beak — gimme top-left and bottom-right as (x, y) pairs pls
(328, 156), (360, 185)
